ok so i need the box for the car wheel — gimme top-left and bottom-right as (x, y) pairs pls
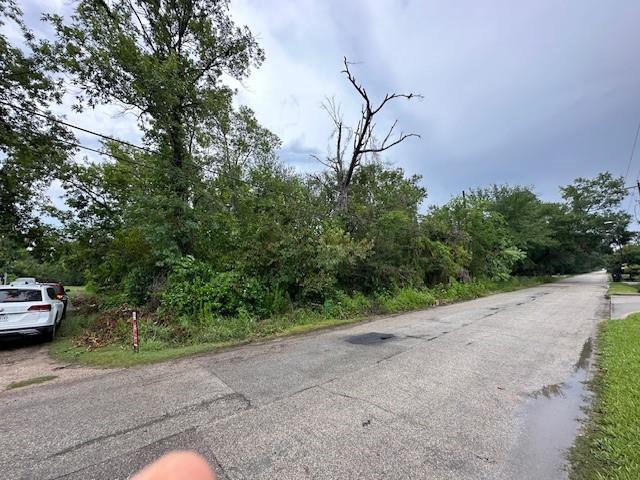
(44, 324), (56, 342)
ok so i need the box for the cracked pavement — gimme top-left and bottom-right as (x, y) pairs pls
(0, 272), (608, 479)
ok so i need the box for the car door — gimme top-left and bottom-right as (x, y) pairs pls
(45, 287), (62, 323)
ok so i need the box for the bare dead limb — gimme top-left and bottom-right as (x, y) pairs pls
(313, 57), (421, 210)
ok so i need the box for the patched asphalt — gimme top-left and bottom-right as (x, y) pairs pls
(0, 272), (608, 479)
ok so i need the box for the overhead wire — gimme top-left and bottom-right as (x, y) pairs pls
(623, 117), (640, 182)
(0, 98), (154, 154)
(619, 116), (640, 225)
(1, 100), (284, 191)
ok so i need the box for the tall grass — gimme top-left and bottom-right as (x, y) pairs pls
(570, 314), (640, 479)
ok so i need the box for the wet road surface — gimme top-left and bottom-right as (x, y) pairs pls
(0, 272), (608, 479)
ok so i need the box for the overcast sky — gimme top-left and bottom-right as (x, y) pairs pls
(15, 0), (640, 212)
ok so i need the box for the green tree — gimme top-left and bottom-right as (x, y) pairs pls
(0, 0), (73, 268)
(424, 197), (525, 281)
(339, 162), (426, 290)
(559, 172), (631, 271)
(44, 0), (264, 255)
(468, 185), (555, 274)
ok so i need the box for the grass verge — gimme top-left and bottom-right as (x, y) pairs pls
(51, 275), (559, 368)
(7, 375), (58, 390)
(607, 282), (640, 295)
(570, 314), (640, 479)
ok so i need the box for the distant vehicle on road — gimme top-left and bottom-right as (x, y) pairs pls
(11, 277), (37, 285)
(0, 283), (65, 341)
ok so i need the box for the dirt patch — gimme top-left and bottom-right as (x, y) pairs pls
(0, 337), (104, 392)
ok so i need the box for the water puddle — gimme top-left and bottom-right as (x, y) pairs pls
(506, 337), (593, 479)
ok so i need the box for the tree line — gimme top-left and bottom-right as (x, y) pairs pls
(1, 0), (632, 322)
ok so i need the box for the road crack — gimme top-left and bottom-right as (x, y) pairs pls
(46, 393), (250, 459)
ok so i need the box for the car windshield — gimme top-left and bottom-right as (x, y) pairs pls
(0, 289), (42, 302)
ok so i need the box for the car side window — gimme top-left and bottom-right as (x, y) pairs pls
(46, 287), (57, 300)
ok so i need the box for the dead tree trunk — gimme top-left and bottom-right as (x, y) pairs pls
(315, 57), (422, 212)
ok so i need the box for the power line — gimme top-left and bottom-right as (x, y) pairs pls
(0, 98), (154, 154)
(11, 119), (301, 197)
(2, 100), (242, 184)
(3, 99), (311, 200)
(49, 134), (123, 161)
(623, 117), (640, 182)
(53, 129), (254, 187)
(3, 99), (252, 185)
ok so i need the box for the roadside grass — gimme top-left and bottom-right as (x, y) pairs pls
(6, 375), (58, 390)
(50, 314), (365, 368)
(607, 282), (640, 295)
(570, 314), (640, 480)
(51, 275), (559, 368)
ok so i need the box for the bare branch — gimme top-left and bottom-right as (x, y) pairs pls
(372, 92), (423, 115)
(360, 132), (421, 154)
(128, 1), (157, 54)
(341, 57), (370, 107)
(310, 153), (338, 172)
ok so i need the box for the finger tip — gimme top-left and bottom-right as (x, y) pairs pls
(131, 450), (215, 480)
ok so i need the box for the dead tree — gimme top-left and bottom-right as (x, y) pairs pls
(315, 57), (422, 211)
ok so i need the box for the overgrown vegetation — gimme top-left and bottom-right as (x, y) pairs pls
(0, 0), (634, 358)
(571, 314), (640, 480)
(52, 276), (555, 367)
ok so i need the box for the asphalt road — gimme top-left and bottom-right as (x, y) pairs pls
(0, 272), (608, 480)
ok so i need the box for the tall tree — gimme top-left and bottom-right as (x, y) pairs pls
(561, 172), (631, 258)
(44, 0), (264, 255)
(468, 185), (555, 274)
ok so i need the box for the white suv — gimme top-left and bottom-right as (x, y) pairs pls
(0, 283), (65, 340)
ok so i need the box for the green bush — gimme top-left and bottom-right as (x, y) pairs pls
(160, 258), (270, 321)
(123, 267), (154, 306)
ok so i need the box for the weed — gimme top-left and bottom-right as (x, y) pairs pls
(7, 375), (57, 390)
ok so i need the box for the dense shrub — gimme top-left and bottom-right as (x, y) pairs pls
(160, 258), (271, 321)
